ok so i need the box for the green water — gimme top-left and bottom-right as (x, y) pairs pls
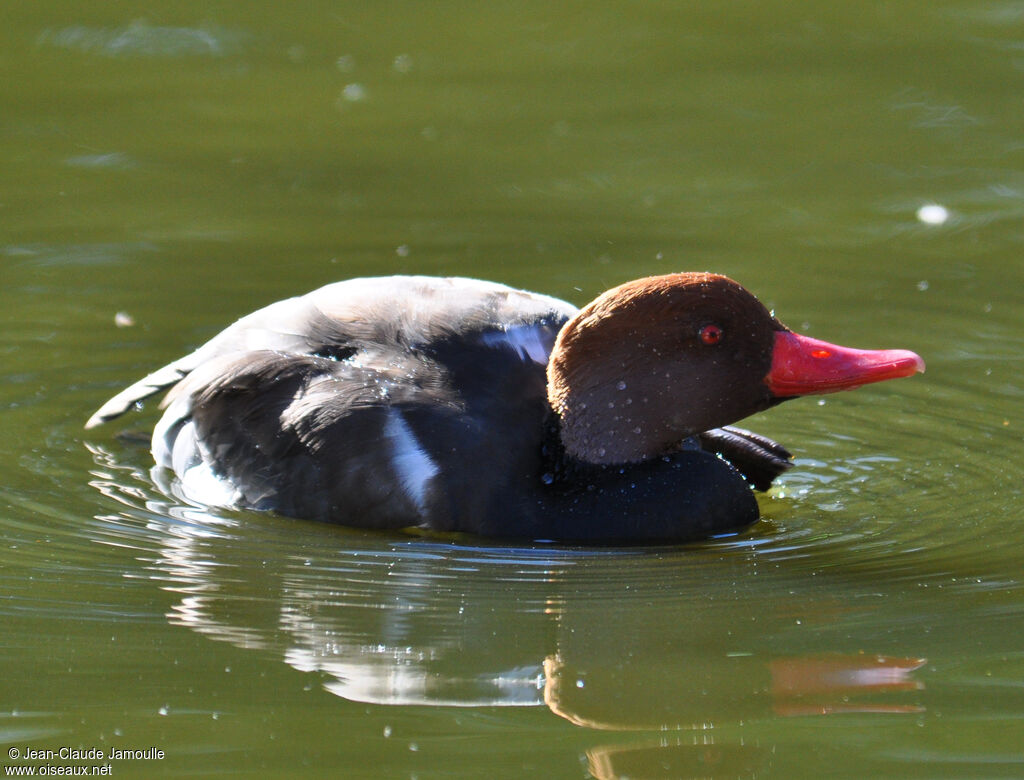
(4, 1), (1024, 777)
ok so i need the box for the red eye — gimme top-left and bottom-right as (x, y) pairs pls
(699, 324), (723, 345)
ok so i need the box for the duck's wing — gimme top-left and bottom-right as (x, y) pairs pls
(152, 348), (440, 522)
(85, 276), (577, 429)
(149, 309), (573, 526)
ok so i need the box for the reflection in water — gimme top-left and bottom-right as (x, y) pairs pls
(587, 740), (770, 780)
(768, 655), (924, 717)
(544, 653), (924, 731)
(87, 442), (926, 777)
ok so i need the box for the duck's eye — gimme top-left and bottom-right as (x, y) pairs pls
(699, 324), (723, 345)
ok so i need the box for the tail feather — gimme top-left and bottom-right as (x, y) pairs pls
(85, 358), (194, 429)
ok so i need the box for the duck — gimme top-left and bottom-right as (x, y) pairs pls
(86, 273), (924, 544)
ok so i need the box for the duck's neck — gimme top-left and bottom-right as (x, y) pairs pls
(539, 411), (646, 479)
(546, 344), (692, 464)
(546, 339), (694, 465)
(548, 393), (679, 465)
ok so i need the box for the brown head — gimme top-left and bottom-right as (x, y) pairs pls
(547, 273), (924, 464)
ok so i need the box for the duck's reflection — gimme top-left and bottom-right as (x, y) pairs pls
(88, 442), (926, 777)
(587, 739), (770, 780)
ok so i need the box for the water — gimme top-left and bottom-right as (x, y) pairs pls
(3, 1), (1024, 777)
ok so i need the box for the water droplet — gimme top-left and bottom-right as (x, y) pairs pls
(616, 380), (627, 390)
(541, 472), (554, 485)
(383, 725), (392, 738)
(916, 204), (950, 225)
(341, 83), (366, 102)
(158, 705), (169, 716)
(916, 280), (929, 292)
(597, 448), (606, 457)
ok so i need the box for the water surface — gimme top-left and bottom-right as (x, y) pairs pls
(3, 1), (1023, 777)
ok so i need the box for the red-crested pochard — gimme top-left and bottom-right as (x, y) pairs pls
(86, 273), (924, 543)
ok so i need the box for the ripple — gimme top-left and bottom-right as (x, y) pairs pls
(890, 88), (982, 130)
(3, 242), (158, 268)
(0, 711), (68, 744)
(38, 20), (247, 59)
(64, 152), (136, 171)
(706, 382), (1024, 600)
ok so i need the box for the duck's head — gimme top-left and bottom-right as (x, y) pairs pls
(547, 272), (924, 465)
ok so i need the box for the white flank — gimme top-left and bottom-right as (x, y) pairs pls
(384, 409), (439, 513)
(179, 462), (241, 507)
(162, 419), (241, 507)
(480, 325), (555, 364)
(151, 395), (193, 469)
